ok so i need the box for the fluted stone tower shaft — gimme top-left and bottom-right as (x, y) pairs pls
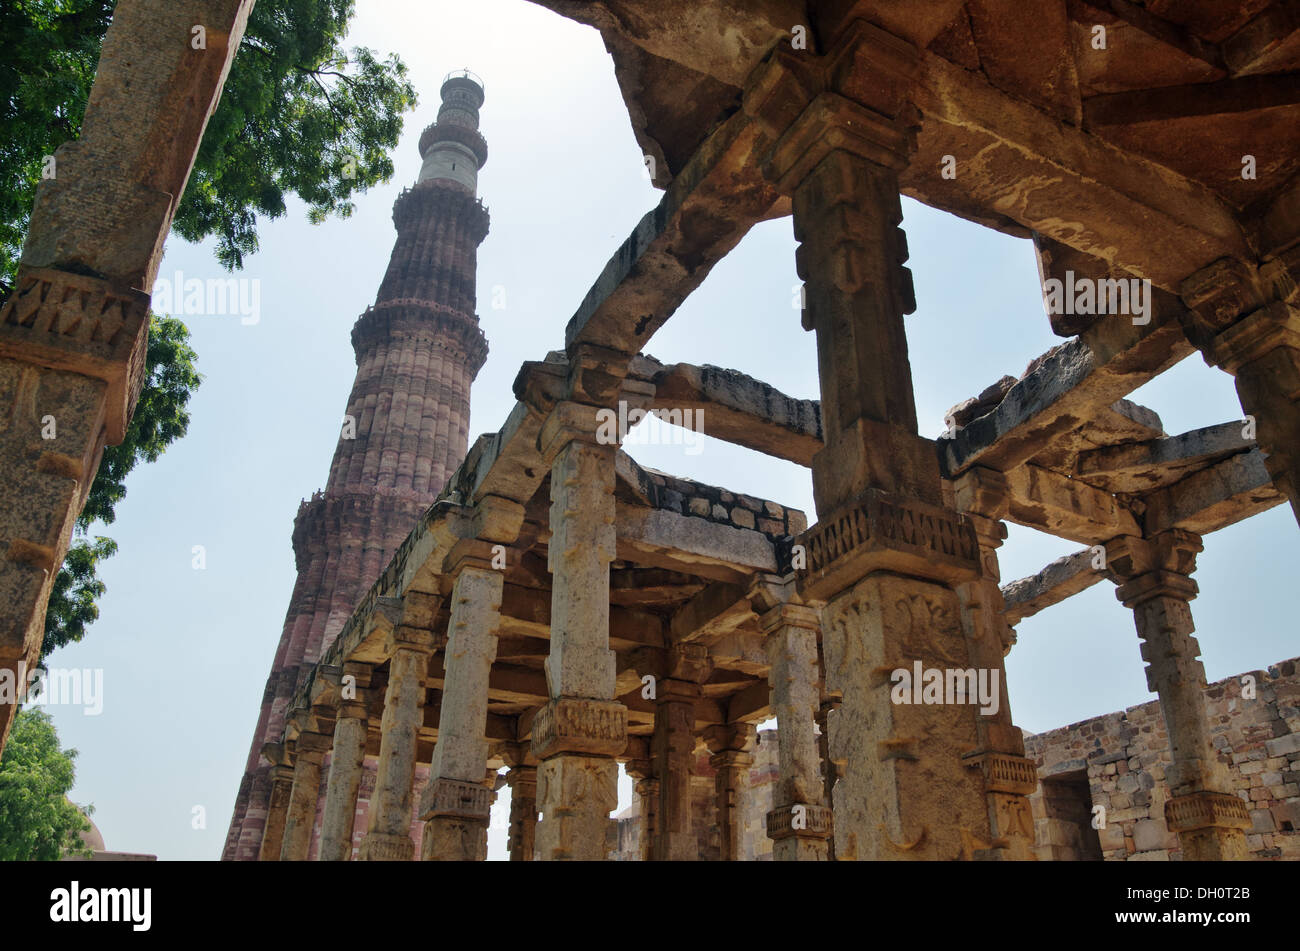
(223, 74), (490, 861)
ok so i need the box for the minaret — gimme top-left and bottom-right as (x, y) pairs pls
(223, 72), (491, 860)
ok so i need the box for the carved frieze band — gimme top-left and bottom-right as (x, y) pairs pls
(531, 697), (628, 759)
(1164, 790), (1251, 833)
(793, 488), (980, 595)
(423, 777), (493, 821)
(967, 752), (1039, 796)
(766, 803), (833, 840)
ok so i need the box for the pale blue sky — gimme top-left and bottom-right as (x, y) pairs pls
(39, 0), (1298, 860)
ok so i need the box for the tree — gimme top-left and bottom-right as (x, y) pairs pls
(1, 0), (418, 285)
(42, 314), (200, 659)
(2, 0), (418, 650)
(0, 709), (92, 861)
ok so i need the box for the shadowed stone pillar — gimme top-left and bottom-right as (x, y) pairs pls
(358, 604), (437, 861)
(704, 723), (755, 861)
(953, 469), (1042, 860)
(319, 662), (373, 861)
(625, 749), (658, 862)
(745, 22), (991, 860)
(533, 401), (626, 861)
(258, 762), (294, 862)
(0, 0), (257, 759)
(280, 728), (331, 861)
(503, 744), (539, 861)
(760, 598), (831, 861)
(1180, 259), (1300, 527)
(421, 538), (512, 861)
(651, 644), (708, 861)
(1107, 530), (1250, 860)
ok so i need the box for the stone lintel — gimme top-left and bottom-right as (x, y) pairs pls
(963, 751), (1039, 796)
(766, 802), (833, 841)
(1165, 789), (1252, 833)
(419, 776), (494, 821)
(0, 267), (151, 444)
(531, 697), (628, 759)
(795, 488), (981, 601)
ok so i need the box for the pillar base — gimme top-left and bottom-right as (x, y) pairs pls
(357, 831), (414, 862)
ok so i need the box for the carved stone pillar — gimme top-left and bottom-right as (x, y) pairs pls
(760, 601), (831, 861)
(280, 729), (330, 861)
(1107, 530), (1250, 860)
(505, 758), (539, 862)
(952, 469), (1042, 860)
(421, 547), (510, 861)
(745, 23), (992, 860)
(257, 762), (295, 862)
(651, 683), (699, 860)
(1179, 258), (1300, 526)
(358, 610), (436, 861)
(318, 662), (372, 861)
(533, 402), (626, 860)
(704, 723), (755, 861)
(625, 752), (658, 862)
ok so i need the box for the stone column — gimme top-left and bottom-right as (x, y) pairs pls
(318, 662), (373, 861)
(506, 764), (539, 862)
(420, 550), (507, 861)
(745, 23), (991, 860)
(704, 723), (755, 861)
(280, 729), (331, 861)
(1107, 530), (1250, 860)
(1179, 259), (1300, 527)
(651, 677), (701, 861)
(257, 762), (295, 862)
(952, 469), (1043, 860)
(358, 608), (436, 861)
(625, 752), (658, 863)
(761, 602), (831, 860)
(532, 401), (626, 861)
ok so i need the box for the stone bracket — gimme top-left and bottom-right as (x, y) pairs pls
(794, 487), (981, 599)
(420, 776), (494, 821)
(531, 697), (628, 759)
(1165, 790), (1251, 833)
(963, 751), (1039, 796)
(766, 802), (833, 840)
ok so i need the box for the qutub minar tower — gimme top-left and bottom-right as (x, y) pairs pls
(223, 72), (491, 860)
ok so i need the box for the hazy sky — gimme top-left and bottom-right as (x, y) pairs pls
(39, 0), (1298, 861)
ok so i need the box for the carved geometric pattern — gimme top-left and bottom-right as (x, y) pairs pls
(1164, 790), (1251, 833)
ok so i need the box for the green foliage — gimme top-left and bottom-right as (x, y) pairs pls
(0, 709), (92, 861)
(42, 314), (199, 659)
(0, 0), (418, 286)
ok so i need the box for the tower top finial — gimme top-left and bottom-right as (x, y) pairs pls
(417, 68), (488, 193)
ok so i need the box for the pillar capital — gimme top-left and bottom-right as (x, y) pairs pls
(702, 721), (756, 758)
(758, 601), (821, 636)
(665, 642), (711, 684)
(531, 697), (628, 760)
(952, 467), (1011, 524)
(766, 802), (833, 841)
(290, 730), (333, 765)
(420, 776), (494, 822)
(1107, 530), (1202, 607)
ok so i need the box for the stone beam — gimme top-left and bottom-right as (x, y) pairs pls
(1001, 548), (1107, 626)
(616, 506), (781, 582)
(1075, 421), (1257, 494)
(906, 50), (1253, 290)
(1223, 0), (1300, 75)
(1143, 449), (1285, 536)
(941, 313), (1194, 476)
(1004, 463), (1141, 544)
(561, 106), (781, 357)
(667, 581), (753, 642)
(644, 360), (822, 465)
(1084, 73), (1300, 126)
